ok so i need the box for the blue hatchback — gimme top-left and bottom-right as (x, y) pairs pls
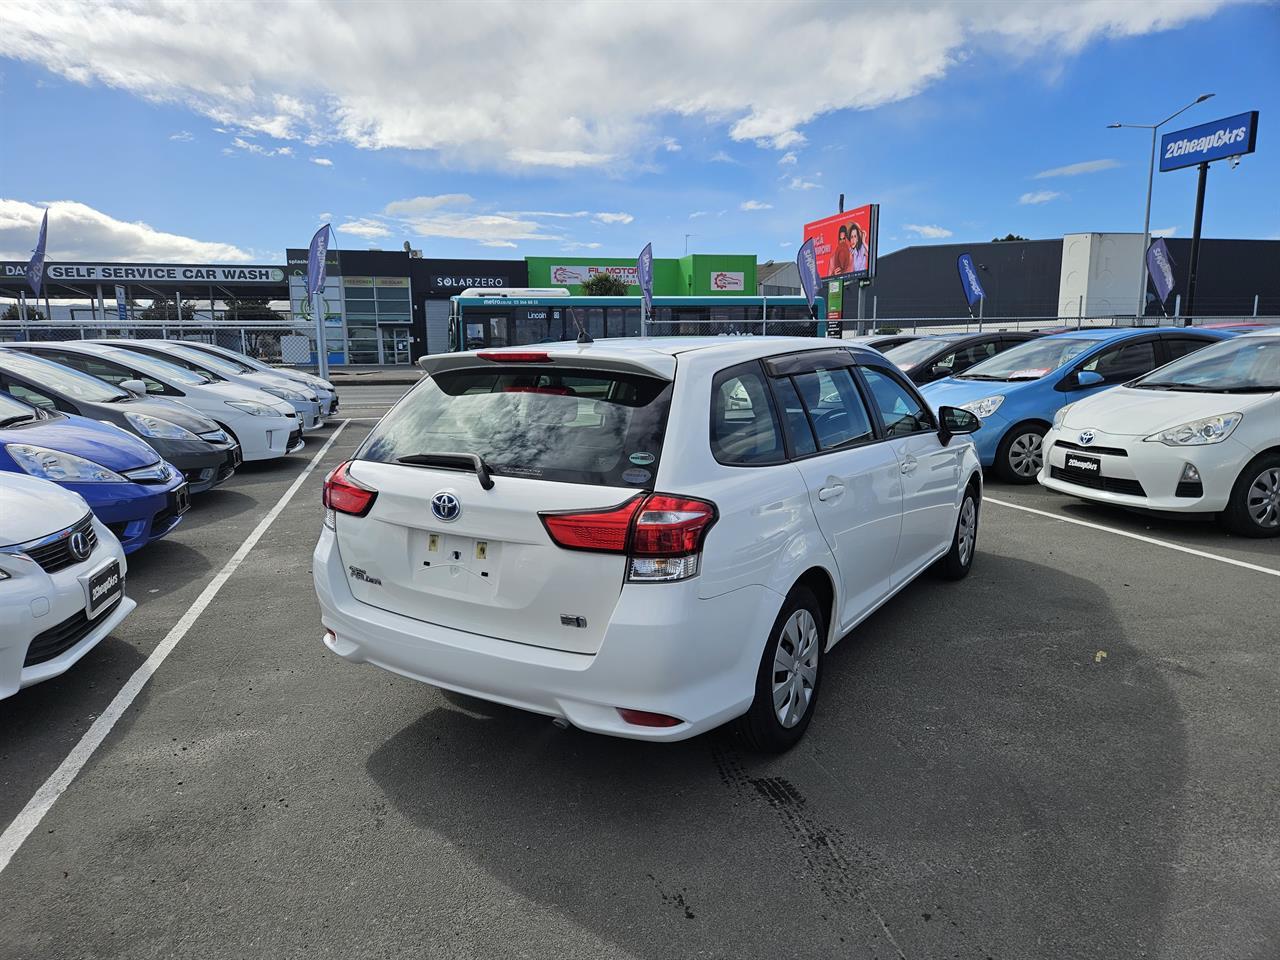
(920, 327), (1235, 482)
(0, 392), (189, 553)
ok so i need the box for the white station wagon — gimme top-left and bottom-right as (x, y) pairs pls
(313, 338), (982, 750)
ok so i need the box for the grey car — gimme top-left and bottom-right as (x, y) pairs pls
(0, 348), (240, 494)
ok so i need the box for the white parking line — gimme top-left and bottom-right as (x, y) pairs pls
(0, 421), (351, 875)
(987, 496), (1280, 578)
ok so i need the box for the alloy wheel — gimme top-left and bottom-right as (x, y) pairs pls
(958, 496), (977, 566)
(1009, 432), (1044, 478)
(772, 609), (820, 728)
(1246, 467), (1280, 529)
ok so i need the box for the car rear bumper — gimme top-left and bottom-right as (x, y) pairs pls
(312, 527), (781, 741)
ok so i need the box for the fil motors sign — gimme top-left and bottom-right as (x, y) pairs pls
(550, 263), (639, 285)
(1160, 111), (1259, 172)
(711, 271), (745, 291)
(0, 262), (285, 285)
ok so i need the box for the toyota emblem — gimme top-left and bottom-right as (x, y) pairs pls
(1078, 430), (1096, 446)
(431, 492), (462, 523)
(68, 531), (91, 561)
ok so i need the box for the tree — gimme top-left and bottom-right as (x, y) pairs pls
(991, 234), (1029, 242)
(137, 297), (195, 322)
(580, 272), (629, 296)
(1, 304), (47, 322)
(222, 296), (283, 322)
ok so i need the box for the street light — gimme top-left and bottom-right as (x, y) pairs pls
(1108, 93), (1214, 319)
(684, 233), (697, 256)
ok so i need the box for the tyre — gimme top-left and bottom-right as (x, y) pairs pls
(1219, 453), (1280, 538)
(995, 423), (1047, 484)
(735, 585), (825, 753)
(932, 485), (979, 580)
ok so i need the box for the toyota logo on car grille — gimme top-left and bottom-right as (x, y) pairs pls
(1078, 430), (1096, 446)
(68, 531), (91, 562)
(431, 492), (461, 522)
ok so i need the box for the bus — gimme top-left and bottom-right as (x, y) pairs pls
(447, 288), (827, 352)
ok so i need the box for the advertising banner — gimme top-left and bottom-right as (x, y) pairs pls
(1145, 239), (1176, 304)
(801, 204), (878, 281)
(549, 263), (639, 285)
(956, 253), (985, 308)
(1160, 111), (1258, 172)
(710, 270), (744, 291)
(306, 224), (331, 296)
(25, 209), (48, 297)
(114, 285), (128, 323)
(796, 238), (819, 314)
(636, 243), (654, 313)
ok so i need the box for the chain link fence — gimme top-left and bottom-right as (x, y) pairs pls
(0, 321), (319, 367)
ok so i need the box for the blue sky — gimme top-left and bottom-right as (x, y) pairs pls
(1, 1), (1277, 266)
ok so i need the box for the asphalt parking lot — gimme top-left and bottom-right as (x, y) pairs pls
(2, 383), (1277, 960)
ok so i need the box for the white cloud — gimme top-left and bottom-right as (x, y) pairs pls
(169, 130), (193, 142)
(311, 157), (333, 166)
(1151, 226), (1178, 237)
(3, 2), (1227, 171)
(708, 151), (737, 164)
(375, 195), (562, 245)
(1033, 158), (1121, 179)
(383, 194), (474, 217)
(594, 212), (634, 224)
(904, 223), (953, 239)
(228, 135), (291, 158)
(318, 212), (332, 221)
(480, 240), (518, 248)
(336, 218), (392, 240)
(0, 198), (253, 261)
(787, 177), (820, 190)
(661, 137), (681, 152)
(740, 200), (773, 211)
(562, 241), (603, 250)
(778, 151), (798, 166)
(499, 210), (590, 219)
(688, 211), (709, 219)
(1018, 190), (1062, 205)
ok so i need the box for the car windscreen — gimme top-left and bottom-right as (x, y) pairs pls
(164, 344), (253, 375)
(98, 348), (215, 385)
(358, 366), (673, 487)
(882, 337), (963, 371)
(0, 351), (130, 402)
(1135, 336), (1280, 392)
(0, 391), (47, 425)
(959, 337), (1103, 381)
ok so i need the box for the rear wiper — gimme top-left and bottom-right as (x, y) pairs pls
(396, 452), (495, 490)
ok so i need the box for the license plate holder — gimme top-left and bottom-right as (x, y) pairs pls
(171, 483), (191, 516)
(1064, 453), (1101, 476)
(228, 445), (242, 469)
(86, 560), (123, 619)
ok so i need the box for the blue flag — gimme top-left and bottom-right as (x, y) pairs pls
(1146, 238), (1176, 305)
(25, 209), (48, 297)
(796, 238), (819, 315)
(636, 242), (654, 314)
(306, 224), (331, 297)
(957, 253), (985, 308)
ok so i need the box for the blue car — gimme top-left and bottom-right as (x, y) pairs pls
(920, 327), (1234, 482)
(0, 391), (189, 553)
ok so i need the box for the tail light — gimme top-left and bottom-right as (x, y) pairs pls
(540, 493), (717, 582)
(477, 351), (550, 363)
(322, 460), (377, 528)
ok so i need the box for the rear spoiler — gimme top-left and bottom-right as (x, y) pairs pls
(417, 350), (676, 381)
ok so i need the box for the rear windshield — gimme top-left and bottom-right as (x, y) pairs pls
(358, 365), (673, 487)
(883, 337), (963, 370)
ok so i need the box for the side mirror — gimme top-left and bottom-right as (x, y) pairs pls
(1074, 370), (1105, 388)
(929, 365), (953, 380)
(937, 405), (980, 445)
(120, 379), (148, 395)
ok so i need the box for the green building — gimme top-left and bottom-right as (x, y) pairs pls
(525, 254), (757, 297)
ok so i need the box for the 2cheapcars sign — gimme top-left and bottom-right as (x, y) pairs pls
(550, 263), (638, 285)
(1, 262), (284, 284)
(1160, 111), (1259, 172)
(801, 204), (879, 281)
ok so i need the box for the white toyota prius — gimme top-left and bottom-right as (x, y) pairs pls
(313, 338), (982, 750)
(1040, 329), (1280, 536)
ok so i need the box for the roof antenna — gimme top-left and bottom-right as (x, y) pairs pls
(571, 307), (593, 344)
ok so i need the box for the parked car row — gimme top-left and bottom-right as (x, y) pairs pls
(0, 339), (339, 700)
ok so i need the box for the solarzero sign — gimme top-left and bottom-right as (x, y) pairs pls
(1159, 111), (1259, 172)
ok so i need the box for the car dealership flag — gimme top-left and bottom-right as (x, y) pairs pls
(25, 208), (48, 297)
(306, 224), (332, 297)
(636, 242), (654, 314)
(1146, 238), (1177, 305)
(956, 253), (985, 309)
(796, 238), (819, 315)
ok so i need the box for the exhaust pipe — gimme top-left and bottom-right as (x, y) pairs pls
(551, 717), (570, 730)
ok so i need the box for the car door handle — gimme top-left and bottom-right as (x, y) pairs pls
(817, 483), (845, 501)
(900, 458), (918, 475)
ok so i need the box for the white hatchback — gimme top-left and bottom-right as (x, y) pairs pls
(1040, 330), (1280, 536)
(313, 338), (982, 750)
(0, 474), (134, 698)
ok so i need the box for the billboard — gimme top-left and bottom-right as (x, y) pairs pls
(549, 263), (639, 285)
(802, 204), (879, 281)
(1160, 111), (1259, 172)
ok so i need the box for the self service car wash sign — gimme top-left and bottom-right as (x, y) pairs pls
(1160, 111), (1259, 172)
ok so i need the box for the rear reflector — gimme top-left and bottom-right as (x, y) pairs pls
(477, 351), (551, 363)
(322, 460), (377, 518)
(617, 708), (683, 728)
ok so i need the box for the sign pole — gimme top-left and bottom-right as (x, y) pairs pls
(978, 296), (984, 333)
(314, 290), (329, 379)
(1136, 125), (1157, 319)
(1184, 161), (1209, 321)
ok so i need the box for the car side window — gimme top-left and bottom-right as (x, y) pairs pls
(939, 341), (996, 372)
(1164, 337), (1213, 361)
(1081, 340), (1157, 383)
(859, 366), (935, 437)
(769, 376), (818, 456)
(791, 367), (875, 451)
(710, 363), (785, 466)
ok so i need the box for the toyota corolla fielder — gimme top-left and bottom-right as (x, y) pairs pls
(314, 338), (982, 750)
(1040, 329), (1280, 537)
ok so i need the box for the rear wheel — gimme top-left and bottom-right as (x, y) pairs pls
(996, 423), (1046, 483)
(1219, 453), (1280, 538)
(932, 485), (979, 580)
(735, 585), (825, 753)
